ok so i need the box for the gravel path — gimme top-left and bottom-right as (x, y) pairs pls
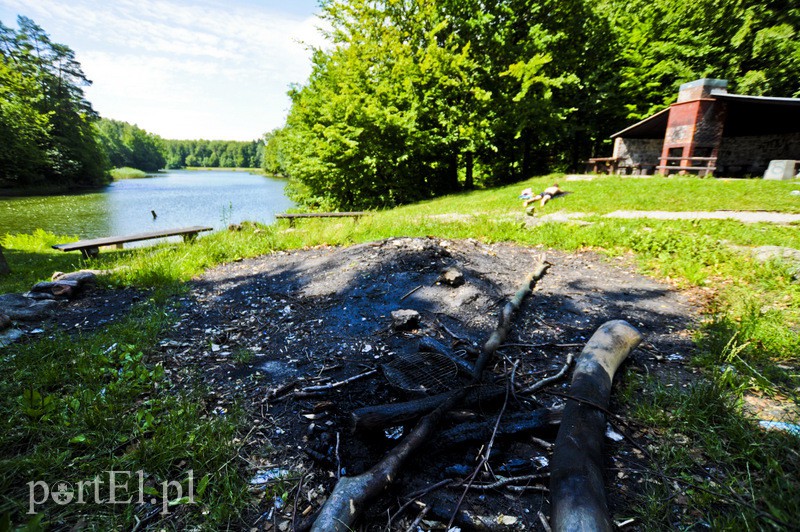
(604, 210), (800, 224)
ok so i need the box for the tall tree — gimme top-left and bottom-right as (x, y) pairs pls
(0, 16), (107, 188)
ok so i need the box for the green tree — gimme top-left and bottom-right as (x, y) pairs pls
(0, 16), (107, 188)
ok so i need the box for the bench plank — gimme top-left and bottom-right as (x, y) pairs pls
(53, 226), (213, 257)
(276, 212), (369, 227)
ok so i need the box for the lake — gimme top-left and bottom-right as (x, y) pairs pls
(0, 170), (294, 239)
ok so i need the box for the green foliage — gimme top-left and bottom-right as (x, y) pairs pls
(0, 16), (108, 188)
(162, 139), (263, 169)
(279, 0), (800, 208)
(109, 166), (148, 179)
(0, 303), (249, 529)
(95, 119), (166, 173)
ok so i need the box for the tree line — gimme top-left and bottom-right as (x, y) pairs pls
(271, 0), (800, 210)
(1, 16), (265, 190)
(162, 139), (263, 169)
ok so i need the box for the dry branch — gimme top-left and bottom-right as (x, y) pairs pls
(310, 259), (550, 531)
(294, 369), (377, 398)
(549, 320), (643, 532)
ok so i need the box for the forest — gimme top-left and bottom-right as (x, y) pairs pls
(0, 17), (106, 188)
(275, 0), (800, 209)
(0, 16), (263, 189)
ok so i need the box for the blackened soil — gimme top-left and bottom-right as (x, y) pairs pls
(63, 237), (706, 530)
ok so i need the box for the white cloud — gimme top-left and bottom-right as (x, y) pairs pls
(0, 0), (328, 140)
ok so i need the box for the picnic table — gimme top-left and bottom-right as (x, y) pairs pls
(52, 226), (213, 258)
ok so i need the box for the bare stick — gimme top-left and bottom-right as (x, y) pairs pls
(294, 369), (377, 397)
(399, 285), (422, 301)
(519, 352), (574, 394)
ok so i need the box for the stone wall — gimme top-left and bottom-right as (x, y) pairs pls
(717, 133), (800, 177)
(613, 138), (663, 173)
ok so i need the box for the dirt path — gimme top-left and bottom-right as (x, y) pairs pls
(529, 209), (800, 224)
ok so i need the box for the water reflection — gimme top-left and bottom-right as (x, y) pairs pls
(0, 170), (293, 238)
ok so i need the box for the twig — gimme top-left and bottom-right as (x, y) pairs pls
(404, 505), (430, 532)
(538, 510), (553, 532)
(500, 342), (583, 349)
(399, 285), (422, 301)
(518, 352), (574, 394)
(335, 432), (341, 480)
(531, 436), (553, 450)
(294, 369), (377, 397)
(292, 473), (306, 532)
(448, 364), (513, 529)
(453, 473), (549, 491)
(388, 479), (454, 527)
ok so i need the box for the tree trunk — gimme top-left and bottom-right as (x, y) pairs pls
(464, 150), (474, 189)
(549, 320), (643, 532)
(0, 246), (10, 275)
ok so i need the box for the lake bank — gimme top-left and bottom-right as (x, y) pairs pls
(0, 169), (293, 238)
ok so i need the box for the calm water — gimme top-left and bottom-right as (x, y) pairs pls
(0, 170), (294, 239)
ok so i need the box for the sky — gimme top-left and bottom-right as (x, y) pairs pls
(0, 0), (327, 141)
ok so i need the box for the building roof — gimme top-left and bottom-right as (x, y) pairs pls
(610, 108), (670, 139)
(611, 91), (800, 139)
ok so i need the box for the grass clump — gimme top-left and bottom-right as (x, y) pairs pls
(110, 167), (149, 179)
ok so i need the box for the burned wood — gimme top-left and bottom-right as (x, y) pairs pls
(311, 259), (550, 531)
(549, 320), (643, 532)
(419, 335), (474, 375)
(351, 385), (506, 432)
(431, 407), (561, 448)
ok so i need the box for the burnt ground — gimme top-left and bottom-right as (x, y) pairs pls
(53, 237), (704, 530)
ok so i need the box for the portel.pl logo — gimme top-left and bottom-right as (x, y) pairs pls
(28, 470), (195, 515)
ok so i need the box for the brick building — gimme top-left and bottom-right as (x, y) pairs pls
(598, 78), (800, 177)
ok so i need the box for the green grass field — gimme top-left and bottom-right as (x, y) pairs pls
(1, 174), (799, 529)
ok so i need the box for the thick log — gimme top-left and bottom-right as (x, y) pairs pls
(549, 320), (643, 532)
(432, 407), (561, 448)
(351, 385), (505, 432)
(311, 260), (549, 532)
(0, 246), (9, 275)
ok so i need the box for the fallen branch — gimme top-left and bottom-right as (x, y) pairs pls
(311, 259), (550, 531)
(294, 369), (377, 398)
(549, 320), (643, 532)
(518, 352), (574, 394)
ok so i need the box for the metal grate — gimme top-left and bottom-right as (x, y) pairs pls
(382, 352), (458, 394)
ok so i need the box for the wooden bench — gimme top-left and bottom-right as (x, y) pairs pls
(275, 212), (369, 228)
(52, 226), (213, 258)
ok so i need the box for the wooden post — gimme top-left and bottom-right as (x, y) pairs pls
(0, 246), (10, 275)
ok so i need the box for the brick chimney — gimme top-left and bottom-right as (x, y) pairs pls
(659, 79), (728, 175)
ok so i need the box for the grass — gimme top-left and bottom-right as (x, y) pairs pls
(1, 173), (799, 529)
(0, 296), (249, 529)
(109, 167), (149, 179)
